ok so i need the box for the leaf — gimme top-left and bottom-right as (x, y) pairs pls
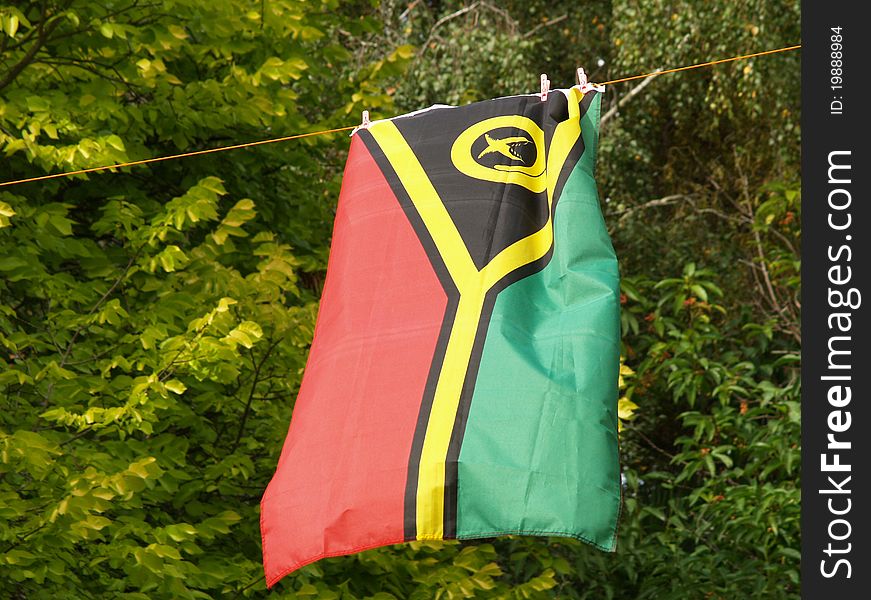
(198, 177), (226, 195)
(157, 245), (188, 272)
(2, 550), (35, 565)
(703, 454), (716, 476)
(618, 397), (639, 420)
(49, 213), (74, 236)
(78, 515), (112, 531)
(393, 44), (416, 59)
(223, 321), (262, 348)
(3, 14), (20, 37)
(164, 380), (187, 394)
(167, 24), (188, 39)
(0, 207), (17, 233)
(128, 457), (160, 479)
(134, 548), (162, 572)
(150, 544), (181, 560)
(164, 523), (197, 542)
(0, 256), (28, 270)
(105, 135), (125, 151)
(0, 369), (32, 385)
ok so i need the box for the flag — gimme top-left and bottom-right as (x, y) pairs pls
(261, 87), (620, 586)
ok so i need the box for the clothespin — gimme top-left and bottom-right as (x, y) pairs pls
(350, 110), (371, 136)
(540, 74), (550, 101)
(576, 67), (605, 94)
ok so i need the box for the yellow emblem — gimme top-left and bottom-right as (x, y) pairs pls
(450, 116), (546, 193)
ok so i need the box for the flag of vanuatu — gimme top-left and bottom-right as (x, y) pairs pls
(261, 87), (621, 586)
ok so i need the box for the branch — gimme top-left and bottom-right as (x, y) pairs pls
(0, 0), (71, 92)
(752, 225), (789, 315)
(60, 426), (93, 446)
(230, 339), (282, 453)
(58, 250), (140, 368)
(612, 194), (695, 226)
(522, 14), (567, 39)
(419, 2), (517, 57)
(0, 24), (49, 92)
(599, 69), (662, 128)
(233, 574), (266, 599)
(36, 58), (140, 91)
(399, 0), (422, 21)
(420, 2), (480, 56)
(632, 427), (676, 459)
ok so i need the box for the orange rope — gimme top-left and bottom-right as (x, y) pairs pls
(0, 126), (355, 188)
(599, 44), (801, 86)
(0, 44), (800, 189)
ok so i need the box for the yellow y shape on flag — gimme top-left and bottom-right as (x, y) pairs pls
(367, 88), (586, 539)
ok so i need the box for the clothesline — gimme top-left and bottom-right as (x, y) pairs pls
(598, 44), (800, 85)
(0, 44), (801, 189)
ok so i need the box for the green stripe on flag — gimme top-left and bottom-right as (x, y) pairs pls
(455, 95), (621, 549)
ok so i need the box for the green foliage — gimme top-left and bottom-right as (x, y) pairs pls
(2, 0), (800, 598)
(616, 249), (800, 598)
(1, 181), (306, 596)
(387, 0), (611, 109)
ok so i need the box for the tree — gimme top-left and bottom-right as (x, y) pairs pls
(0, 1), (415, 597)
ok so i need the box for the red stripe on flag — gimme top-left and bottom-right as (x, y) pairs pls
(261, 136), (448, 585)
